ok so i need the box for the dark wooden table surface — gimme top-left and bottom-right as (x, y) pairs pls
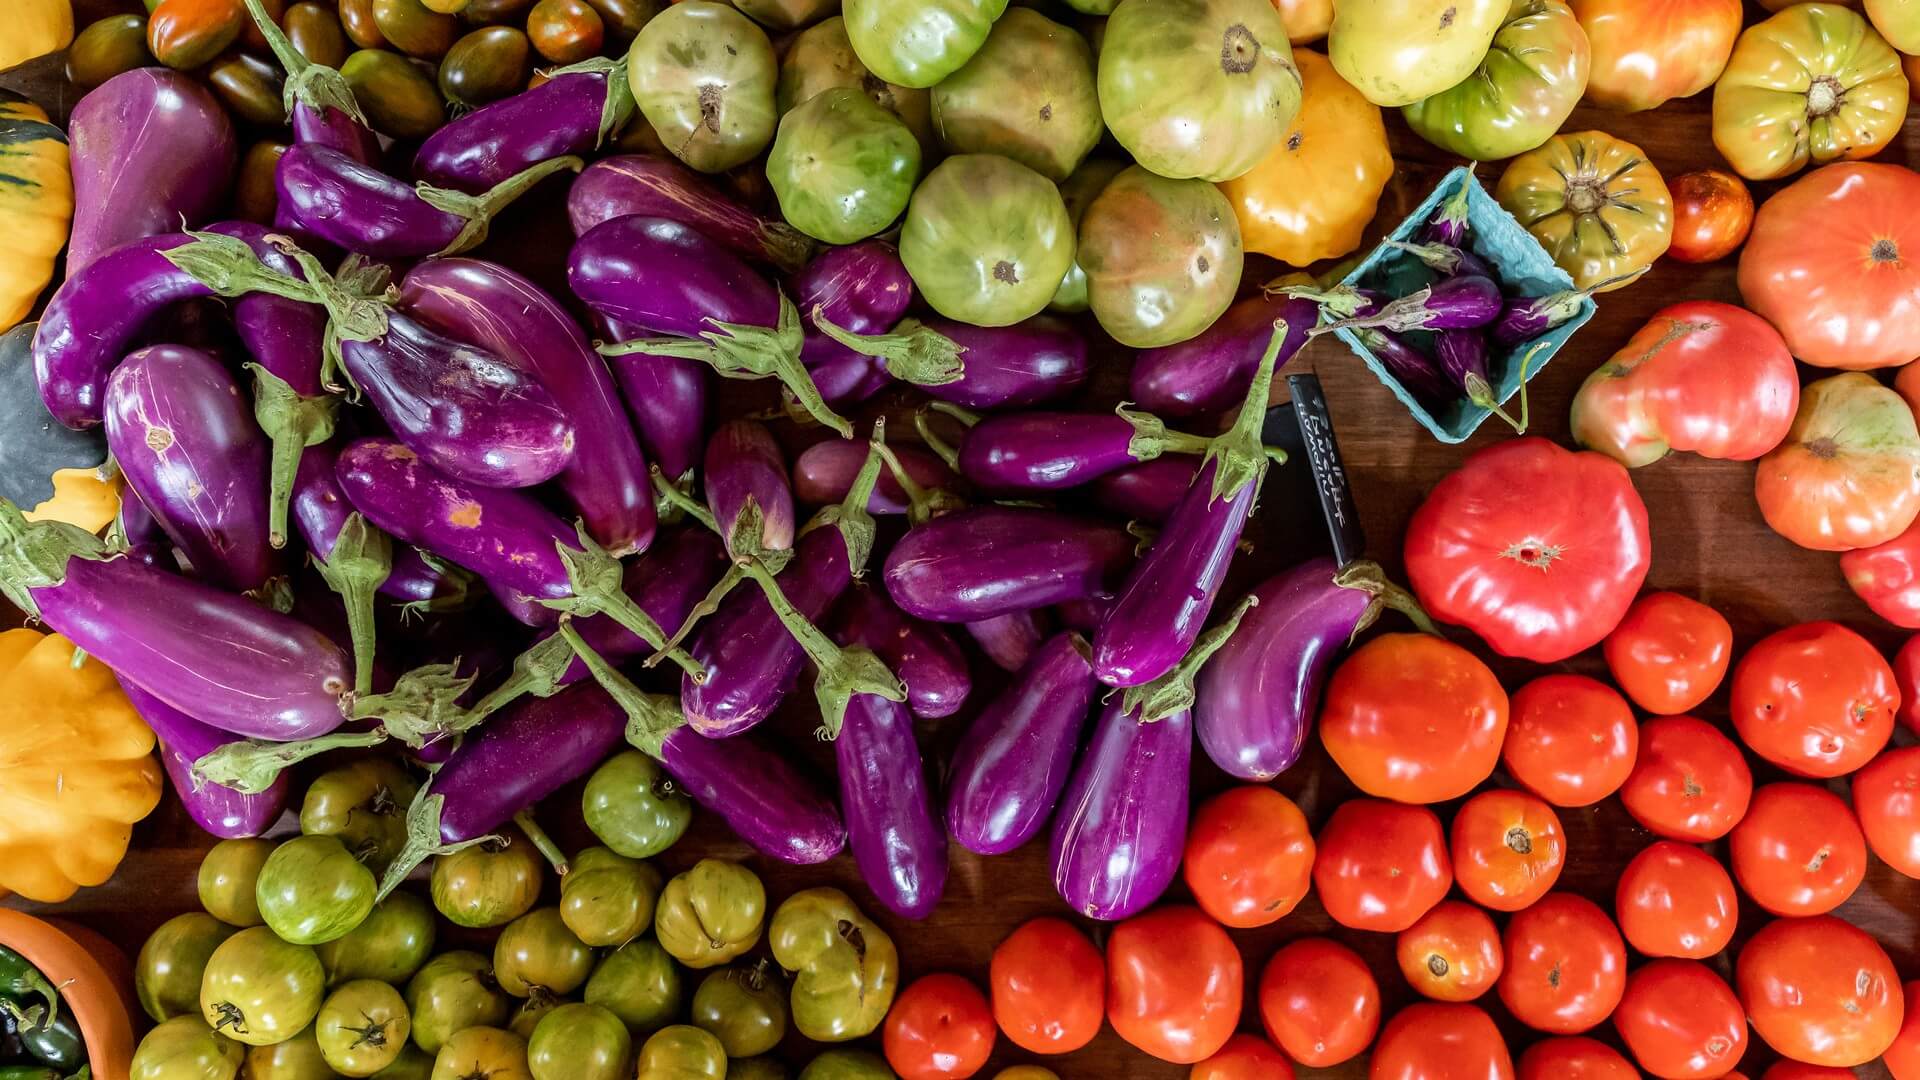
(10, 5), (1920, 1078)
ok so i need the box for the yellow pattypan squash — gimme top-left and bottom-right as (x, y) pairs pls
(0, 95), (72, 335)
(0, 2), (73, 72)
(0, 628), (162, 902)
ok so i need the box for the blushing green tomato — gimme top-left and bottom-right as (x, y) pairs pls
(527, 1002), (631, 1080)
(137, 912), (237, 1024)
(1329, 0), (1507, 106)
(429, 1027), (530, 1080)
(198, 838), (274, 928)
(316, 891), (437, 987)
(316, 979), (411, 1076)
(131, 1015), (243, 1080)
(1402, 0), (1589, 160)
(581, 750), (692, 859)
(493, 908), (595, 998)
(255, 834), (377, 946)
(1078, 165), (1243, 347)
(769, 87), (921, 243)
(430, 832), (542, 929)
(690, 962), (787, 1057)
(900, 154), (1075, 327)
(242, 1023), (334, 1080)
(634, 1025), (727, 1080)
(340, 48), (446, 137)
(1049, 157), (1127, 313)
(653, 859), (767, 969)
(559, 847), (662, 947)
(199, 927), (327, 1048)
(768, 887), (898, 1042)
(930, 7), (1101, 181)
(843, 0), (1009, 88)
(628, 1), (779, 173)
(583, 939), (682, 1032)
(798, 1050), (896, 1080)
(300, 758), (419, 874)
(732, 1059), (790, 1080)
(405, 951), (511, 1054)
(507, 992), (568, 1039)
(776, 16), (937, 156)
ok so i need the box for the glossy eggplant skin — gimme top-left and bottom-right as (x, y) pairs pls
(120, 677), (289, 839)
(599, 316), (708, 482)
(549, 527), (727, 685)
(793, 439), (956, 514)
(882, 507), (1133, 623)
(434, 678), (628, 844)
(414, 69), (624, 194)
(964, 610), (1049, 673)
(957, 411), (1139, 491)
(1049, 700), (1191, 921)
(654, 724), (847, 865)
(291, 443), (467, 606)
(945, 633), (1097, 857)
(832, 585), (970, 720)
(568, 214), (782, 336)
(276, 143), (467, 257)
(792, 239), (914, 396)
(567, 154), (814, 272)
(703, 419), (795, 555)
(837, 693), (947, 919)
(914, 316), (1087, 410)
(1089, 455), (1199, 525)
(1129, 294), (1316, 419)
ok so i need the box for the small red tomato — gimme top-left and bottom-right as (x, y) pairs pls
(1449, 789), (1565, 912)
(1496, 894), (1627, 1035)
(1760, 1065), (1858, 1080)
(1667, 168), (1755, 263)
(1737, 915), (1904, 1068)
(1517, 1036), (1639, 1080)
(1855, 746), (1920, 880)
(1319, 633), (1508, 804)
(1312, 798), (1451, 933)
(1603, 591), (1733, 715)
(1189, 1034), (1294, 1080)
(1370, 1003), (1514, 1080)
(1840, 517), (1920, 628)
(989, 917), (1103, 1055)
(1182, 786), (1314, 929)
(1897, 634), (1920, 733)
(1728, 782), (1866, 917)
(1730, 621), (1897, 777)
(1107, 906), (1241, 1065)
(883, 973), (996, 1080)
(1502, 674), (1639, 807)
(1615, 959), (1747, 1079)
(1257, 937), (1378, 1069)
(1619, 715), (1753, 841)
(1884, 979), (1920, 1080)
(1395, 900), (1502, 1003)
(1614, 840), (1737, 959)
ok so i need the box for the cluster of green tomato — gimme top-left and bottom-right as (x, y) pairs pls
(124, 750), (905, 1080)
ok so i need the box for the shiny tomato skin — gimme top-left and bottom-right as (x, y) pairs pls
(1619, 715), (1753, 841)
(1181, 786), (1314, 929)
(1369, 1003), (1514, 1080)
(1883, 979), (1920, 1080)
(1667, 169), (1755, 263)
(1395, 900), (1502, 1003)
(1496, 894), (1627, 1035)
(1312, 799), (1452, 933)
(1319, 633), (1508, 804)
(1737, 915), (1903, 1068)
(1852, 745), (1920, 878)
(1189, 1033), (1295, 1080)
(1730, 621), (1897, 777)
(883, 973), (996, 1080)
(1106, 906), (1241, 1065)
(1603, 591), (1734, 715)
(1615, 959), (1748, 1079)
(1257, 937), (1378, 1068)
(1728, 782), (1866, 917)
(1839, 516), (1920, 628)
(1449, 789), (1565, 912)
(1614, 840), (1737, 959)
(1502, 674), (1639, 807)
(989, 917), (1103, 1055)
(1899, 635), (1920, 734)
(1516, 1036), (1640, 1080)
(1759, 1065), (1858, 1080)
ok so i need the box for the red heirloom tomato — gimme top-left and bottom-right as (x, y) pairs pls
(1604, 591), (1733, 715)
(1502, 674), (1639, 807)
(1570, 301), (1798, 468)
(1190, 1034), (1294, 1080)
(1755, 373), (1920, 551)
(1496, 894), (1627, 1035)
(1739, 162), (1920, 370)
(989, 917), (1103, 1055)
(884, 973), (996, 1080)
(1737, 915), (1904, 1068)
(1620, 715), (1753, 841)
(1615, 959), (1748, 1079)
(1840, 517), (1920, 628)
(1312, 799), (1451, 933)
(1730, 620), (1897, 777)
(1449, 789), (1565, 912)
(1667, 169), (1755, 263)
(1257, 938), (1378, 1068)
(1181, 786), (1314, 929)
(1405, 436), (1651, 663)
(1369, 1003), (1514, 1080)
(1899, 635), (1920, 732)
(1852, 745), (1920, 878)
(1614, 840), (1737, 958)
(1729, 782), (1867, 916)
(1396, 900), (1503, 1003)
(1319, 633), (1507, 804)
(1106, 906), (1241, 1065)
(1884, 980), (1920, 1080)
(1518, 1036), (1641, 1080)
(1760, 1066), (1858, 1080)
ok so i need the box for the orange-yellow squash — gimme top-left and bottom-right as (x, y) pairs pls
(0, 1), (74, 70)
(0, 95), (71, 335)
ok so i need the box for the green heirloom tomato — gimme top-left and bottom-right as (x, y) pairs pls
(1098, 0), (1299, 181)
(732, 1058), (790, 1080)
(581, 751), (692, 860)
(527, 1002), (630, 1080)
(653, 859), (767, 969)
(690, 962), (787, 1057)
(1329, 0), (1507, 106)
(372, 0), (459, 57)
(628, 2), (779, 173)
(301, 759), (420, 874)
(1402, 0), (1589, 160)
(256, 835), (377, 946)
(559, 848), (662, 947)
(285, 2), (350, 68)
(583, 940), (682, 1032)
(138, 912), (238, 1024)
(429, 1027), (529, 1080)
(798, 1049), (895, 1080)
(768, 887), (898, 1042)
(493, 908), (594, 998)
(1049, 156), (1126, 312)
(405, 951), (511, 1054)
(439, 26), (533, 107)
(68, 14), (153, 90)
(341, 49), (446, 138)
(316, 891), (437, 988)
(317, 979), (411, 1077)
(199, 838), (274, 928)
(506, 992), (567, 1039)
(1079, 164), (1242, 347)
(430, 832), (542, 929)
(634, 1025), (726, 1080)
(900, 154), (1075, 326)
(207, 52), (287, 127)
(200, 927), (327, 1048)
(929, 7), (1100, 181)
(131, 1015), (243, 1080)
(242, 1023), (334, 1080)
(776, 16), (937, 156)
(371, 1045), (435, 1080)
(843, 0), (1009, 88)
(1064, 0), (1118, 10)
(769, 87), (921, 243)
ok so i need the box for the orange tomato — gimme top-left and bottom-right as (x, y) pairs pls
(1899, 634), (1920, 733)
(147, 0), (244, 69)
(1271, 0), (1330, 43)
(1666, 169), (1755, 263)
(1603, 591), (1733, 716)
(1730, 620), (1897, 777)
(1257, 937), (1378, 1068)
(1571, 0), (1743, 112)
(1502, 674), (1639, 807)
(1370, 1003), (1514, 1080)
(989, 917), (1103, 1055)
(1737, 915), (1904, 1068)
(1728, 782), (1866, 916)
(1395, 900), (1502, 1004)
(526, 0), (602, 63)
(1496, 894), (1627, 1035)
(1615, 959), (1748, 1079)
(1619, 715), (1753, 841)
(1106, 907), (1241, 1065)
(1755, 373), (1920, 550)
(1190, 1033), (1295, 1080)
(1760, 1065), (1859, 1080)
(1449, 789), (1565, 912)
(1181, 786), (1314, 929)
(1614, 840), (1737, 959)
(1884, 979), (1920, 1080)
(883, 973), (996, 1080)
(1852, 745), (1920, 878)
(1517, 1036), (1640, 1080)
(1312, 799), (1451, 933)
(1319, 633), (1508, 804)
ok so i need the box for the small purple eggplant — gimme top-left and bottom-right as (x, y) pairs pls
(1318, 275), (1503, 335)
(795, 242), (964, 393)
(837, 693), (947, 919)
(1422, 180), (1471, 247)
(1491, 269), (1646, 346)
(909, 317), (1086, 410)
(793, 438), (958, 516)
(122, 677), (289, 840)
(569, 154), (814, 272)
(600, 317), (707, 484)
(1049, 698), (1191, 921)
(965, 610), (1050, 673)
(957, 405), (1210, 492)
(242, 0), (378, 168)
(1089, 455), (1200, 525)
(1387, 239), (1495, 279)
(414, 58), (633, 195)
(1434, 330), (1537, 433)
(884, 506), (1134, 623)
(1355, 325), (1456, 404)
(833, 585), (970, 720)
(1130, 293), (1318, 419)
(704, 420), (795, 557)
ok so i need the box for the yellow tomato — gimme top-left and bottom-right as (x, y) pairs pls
(1274, 0), (1331, 43)
(1496, 130), (1672, 292)
(1217, 50), (1392, 268)
(1867, 0), (1920, 51)
(1328, 0), (1507, 106)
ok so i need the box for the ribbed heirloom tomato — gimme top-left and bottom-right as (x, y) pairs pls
(1501, 674), (1639, 806)
(1614, 840), (1737, 958)
(1180, 786), (1314, 929)
(1737, 915), (1904, 1068)
(1318, 633), (1508, 804)
(988, 917), (1103, 1055)
(1615, 959), (1748, 1079)
(1728, 782), (1866, 916)
(1370, 1003), (1514, 1080)
(1396, 900), (1503, 1003)
(1106, 906), (1241, 1065)
(1312, 799), (1452, 932)
(1257, 937), (1378, 1068)
(1189, 1034), (1295, 1080)
(1449, 789), (1565, 912)
(1619, 715), (1753, 841)
(1852, 746), (1920, 878)
(1730, 621), (1897, 777)
(883, 973), (995, 1080)
(1496, 894), (1627, 1035)
(1518, 1036), (1641, 1080)
(1603, 592), (1732, 715)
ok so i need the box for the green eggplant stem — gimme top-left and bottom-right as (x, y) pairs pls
(512, 811), (568, 876)
(1202, 319), (1293, 505)
(1119, 594), (1260, 723)
(540, 522), (708, 684)
(416, 156), (586, 256)
(377, 788), (500, 904)
(557, 618), (681, 757)
(734, 555), (902, 740)
(193, 728), (390, 796)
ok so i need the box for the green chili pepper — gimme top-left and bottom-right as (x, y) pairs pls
(0, 950), (56, 1020)
(0, 1002), (81, 1072)
(0, 1066), (60, 1080)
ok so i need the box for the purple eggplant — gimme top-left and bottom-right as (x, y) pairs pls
(909, 317), (1086, 410)
(104, 345), (275, 592)
(808, 350), (897, 408)
(121, 677), (289, 839)
(1089, 455), (1200, 525)
(957, 406), (1209, 492)
(600, 317), (708, 484)
(1056, 595), (1112, 634)
(883, 507), (1134, 623)
(1320, 274), (1502, 335)
(1491, 269), (1646, 346)
(241, 0), (378, 169)
(1435, 329), (1535, 433)
(1422, 181), (1471, 247)
(1355, 325), (1455, 404)
(1387, 239), (1495, 280)
(1129, 293), (1318, 419)
(832, 585), (970, 720)
(965, 610), (1050, 673)
(1049, 698), (1191, 921)
(794, 439), (958, 515)
(794, 241), (963, 393)
(568, 154), (814, 272)
(414, 58), (633, 195)
(402, 259), (654, 554)
(837, 693), (947, 919)
(946, 633), (1097, 856)
(704, 420), (795, 556)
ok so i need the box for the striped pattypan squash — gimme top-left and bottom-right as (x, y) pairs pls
(0, 95), (71, 334)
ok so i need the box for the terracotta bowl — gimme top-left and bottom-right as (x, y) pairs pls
(0, 907), (136, 1080)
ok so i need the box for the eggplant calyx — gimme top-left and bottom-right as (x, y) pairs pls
(1120, 594), (1260, 723)
(736, 555), (903, 740)
(1464, 343), (1542, 435)
(651, 466), (719, 534)
(543, 521), (709, 684)
(165, 229), (327, 306)
(378, 788), (502, 904)
(876, 443), (964, 526)
(558, 618), (683, 758)
(251, 365), (339, 551)
(0, 498), (116, 620)
(354, 663), (477, 749)
(399, 553), (480, 619)
(810, 307), (966, 387)
(464, 632), (575, 724)
(1203, 319), (1293, 505)
(1385, 240), (1466, 274)
(192, 728), (389, 795)
(241, 0), (367, 128)
(1429, 177), (1474, 244)
(313, 512), (394, 697)
(1333, 559), (1441, 640)
(1117, 403), (1212, 462)
(1314, 286), (1439, 337)
(542, 56), (635, 148)
(417, 156), (587, 256)
(819, 419), (887, 578)
(1264, 283), (1375, 322)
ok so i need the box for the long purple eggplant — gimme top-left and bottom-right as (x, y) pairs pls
(833, 586), (970, 720)
(241, 0), (378, 169)
(794, 241), (962, 393)
(1356, 325), (1455, 403)
(568, 154), (814, 272)
(704, 420), (795, 556)
(837, 693), (947, 920)
(415, 58), (634, 195)
(907, 317), (1086, 410)
(1491, 270), (1645, 346)
(293, 447), (473, 609)
(965, 610), (1050, 673)
(104, 345), (275, 592)
(402, 259), (654, 554)
(600, 317), (708, 484)
(120, 677), (288, 840)
(1049, 698), (1191, 921)
(794, 439), (958, 514)
(883, 507), (1134, 623)
(1089, 455), (1200, 525)
(1319, 275), (1502, 334)
(957, 406), (1209, 492)
(946, 633), (1097, 856)
(1130, 294), (1316, 419)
